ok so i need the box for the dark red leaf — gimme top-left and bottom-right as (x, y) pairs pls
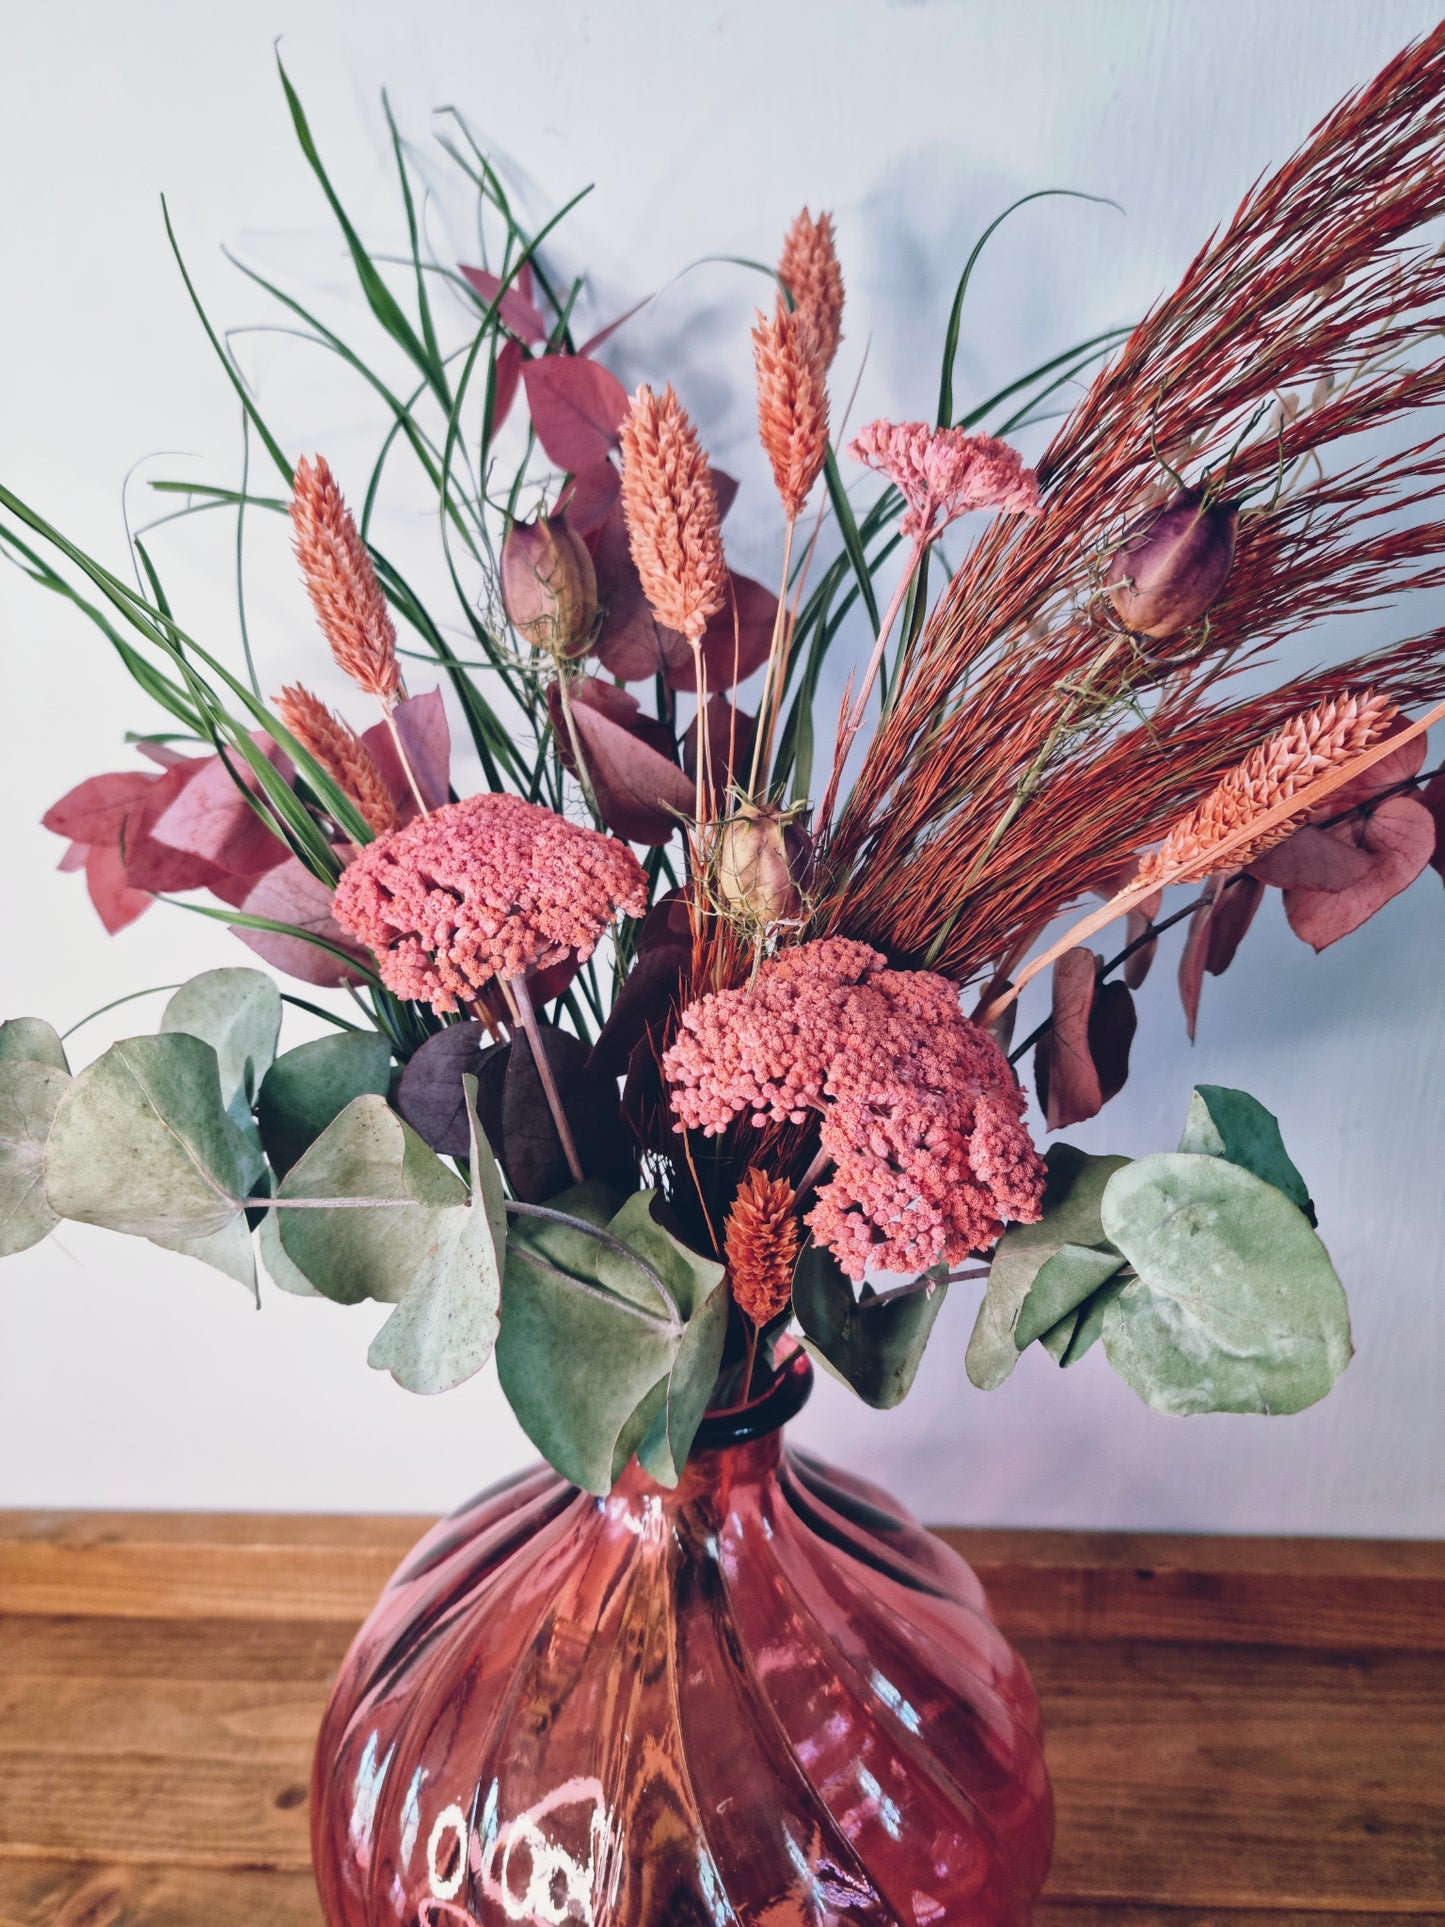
(684, 695), (757, 789)
(492, 338), (524, 432)
(1309, 723), (1427, 819)
(1423, 770), (1445, 881)
(557, 460), (621, 539)
(1281, 793), (1436, 949)
(589, 502), (668, 681)
(134, 741), (192, 770)
(522, 356), (630, 471)
(122, 761), (233, 894)
(1250, 826), (1377, 891)
(149, 734), (293, 878)
(1204, 873), (1265, 975)
(43, 771), (156, 843)
(1122, 905), (1158, 989)
(397, 1021), (505, 1159)
(85, 840), (152, 934)
(360, 688), (451, 817)
(230, 859), (369, 988)
(549, 680), (693, 844)
(663, 572), (779, 693)
(577, 295), (654, 359)
(501, 1024), (636, 1203)
(1034, 947), (1133, 1130)
(622, 1033), (670, 1154)
(458, 265), (547, 344)
(590, 894), (693, 1080)
(57, 841), (88, 874)
(708, 469), (739, 524)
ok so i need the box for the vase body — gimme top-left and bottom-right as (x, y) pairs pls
(312, 1358), (1053, 1924)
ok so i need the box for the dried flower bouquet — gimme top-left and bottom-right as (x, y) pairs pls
(5, 37), (1445, 1490)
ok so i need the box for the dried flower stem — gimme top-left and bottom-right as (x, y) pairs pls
(748, 516), (797, 794)
(818, 534), (928, 826)
(507, 971), (585, 1186)
(980, 696), (1445, 1023)
(384, 711), (431, 818)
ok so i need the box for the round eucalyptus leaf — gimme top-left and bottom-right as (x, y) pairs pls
(257, 1030), (392, 1176)
(162, 968), (281, 1126)
(0, 1018), (70, 1074)
(1100, 1152), (1351, 1416)
(0, 1061), (69, 1256)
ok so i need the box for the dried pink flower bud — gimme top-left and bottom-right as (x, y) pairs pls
(714, 803), (814, 928)
(501, 514), (599, 659)
(1105, 487), (1239, 640)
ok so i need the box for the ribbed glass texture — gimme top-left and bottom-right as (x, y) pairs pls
(312, 1359), (1053, 1924)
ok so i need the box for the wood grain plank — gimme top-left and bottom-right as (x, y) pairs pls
(0, 1856), (322, 1927)
(4, 1512), (1442, 1648)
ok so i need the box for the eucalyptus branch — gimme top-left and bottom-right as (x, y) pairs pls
(505, 1200), (682, 1325)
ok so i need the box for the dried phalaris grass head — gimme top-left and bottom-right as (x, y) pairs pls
(752, 305), (830, 522)
(618, 384), (728, 645)
(275, 683), (399, 836)
(290, 455), (401, 706)
(1136, 690), (1398, 885)
(777, 207), (845, 374)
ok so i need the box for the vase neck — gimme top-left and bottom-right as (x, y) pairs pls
(609, 1348), (812, 1510)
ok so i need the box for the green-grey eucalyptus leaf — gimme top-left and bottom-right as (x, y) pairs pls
(1015, 1241), (1124, 1350)
(0, 1018), (69, 1073)
(366, 1074), (507, 1395)
(257, 1030), (392, 1176)
(1100, 1152), (1351, 1416)
(1060, 1271), (1131, 1366)
(793, 1240), (947, 1409)
(0, 1061), (69, 1255)
(596, 1191), (725, 1323)
(162, 968), (281, 1127)
(1178, 1084), (1314, 1222)
(635, 1277), (730, 1486)
(966, 1145), (1128, 1389)
(258, 1207), (319, 1298)
(276, 1094), (465, 1306)
(44, 1033), (261, 1289)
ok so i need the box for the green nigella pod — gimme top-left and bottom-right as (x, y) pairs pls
(501, 513), (599, 659)
(1105, 487), (1239, 640)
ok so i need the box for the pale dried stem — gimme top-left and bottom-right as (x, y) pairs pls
(819, 534), (928, 826)
(749, 516), (797, 795)
(383, 706), (431, 818)
(508, 971), (586, 1186)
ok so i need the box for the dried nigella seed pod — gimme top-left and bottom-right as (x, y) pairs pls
(501, 513), (599, 658)
(714, 802), (815, 928)
(1105, 486), (1239, 639)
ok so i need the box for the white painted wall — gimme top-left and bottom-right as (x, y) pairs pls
(2, 0), (1442, 1531)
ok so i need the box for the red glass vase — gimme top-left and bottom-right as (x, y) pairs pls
(312, 1352), (1053, 1924)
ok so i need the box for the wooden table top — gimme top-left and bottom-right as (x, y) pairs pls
(1, 1510), (1441, 1925)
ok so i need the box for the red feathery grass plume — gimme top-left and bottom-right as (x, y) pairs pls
(1136, 691), (1397, 884)
(823, 28), (1445, 984)
(618, 384), (728, 643)
(290, 456), (402, 706)
(777, 208), (845, 374)
(752, 305), (830, 521)
(275, 684), (399, 836)
(724, 1169), (800, 1325)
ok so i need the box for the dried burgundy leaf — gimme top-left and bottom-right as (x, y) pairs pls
(493, 338), (524, 432)
(548, 681), (693, 845)
(1280, 793), (1436, 949)
(149, 734), (293, 878)
(43, 770), (156, 843)
(85, 840), (152, 934)
(589, 501), (669, 681)
(458, 265), (548, 344)
(57, 841), (88, 874)
(662, 571), (779, 693)
(1306, 723), (1426, 819)
(1035, 947), (1135, 1130)
(522, 355), (630, 472)
(557, 460), (621, 538)
(1120, 885), (1163, 989)
(501, 1024), (636, 1203)
(576, 295), (654, 360)
(230, 858), (369, 988)
(1204, 873), (1265, 975)
(683, 695), (757, 789)
(1177, 889), (1213, 1043)
(622, 1033), (670, 1155)
(122, 760), (233, 894)
(1249, 827), (1377, 892)
(359, 689), (452, 817)
(1423, 770), (1445, 881)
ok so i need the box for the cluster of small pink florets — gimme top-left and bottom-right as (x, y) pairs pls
(847, 420), (1041, 539)
(664, 937), (1046, 1280)
(332, 792), (648, 1014)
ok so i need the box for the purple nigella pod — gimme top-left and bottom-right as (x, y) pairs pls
(501, 513), (599, 659)
(1105, 487), (1239, 640)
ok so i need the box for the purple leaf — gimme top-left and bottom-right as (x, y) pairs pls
(557, 460), (621, 539)
(458, 265), (547, 344)
(230, 859), (369, 988)
(492, 338), (524, 432)
(1280, 794), (1436, 949)
(1423, 770), (1445, 882)
(397, 1021), (505, 1159)
(501, 1025), (636, 1203)
(522, 356), (630, 471)
(590, 894), (692, 1079)
(1034, 947), (1135, 1130)
(1204, 873), (1265, 975)
(550, 680), (693, 845)
(683, 694), (757, 789)
(663, 571), (779, 693)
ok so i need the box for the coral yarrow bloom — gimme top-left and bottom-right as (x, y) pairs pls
(848, 421), (1040, 539)
(664, 937), (1045, 1280)
(332, 792), (648, 1014)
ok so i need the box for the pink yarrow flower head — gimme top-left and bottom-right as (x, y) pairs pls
(332, 792), (648, 1014)
(847, 420), (1041, 539)
(664, 937), (1045, 1280)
